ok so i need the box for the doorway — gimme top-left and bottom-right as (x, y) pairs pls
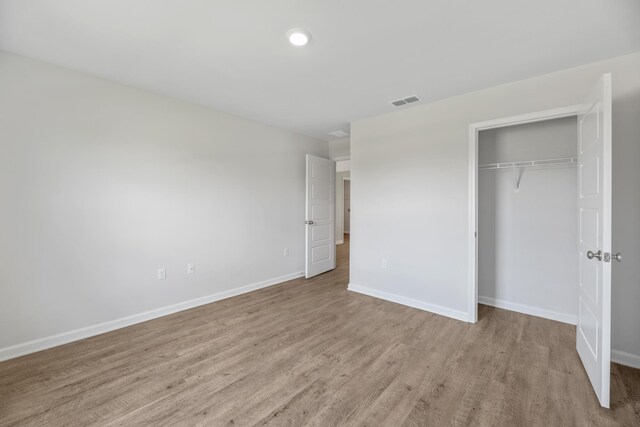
(468, 74), (614, 408)
(477, 116), (578, 325)
(335, 166), (351, 276)
(343, 179), (350, 237)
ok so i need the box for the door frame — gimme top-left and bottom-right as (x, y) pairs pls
(343, 177), (351, 235)
(336, 176), (351, 245)
(467, 104), (582, 323)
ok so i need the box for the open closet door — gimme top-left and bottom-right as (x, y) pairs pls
(576, 73), (612, 408)
(305, 154), (336, 278)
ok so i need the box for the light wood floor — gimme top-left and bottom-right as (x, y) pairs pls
(1, 236), (639, 426)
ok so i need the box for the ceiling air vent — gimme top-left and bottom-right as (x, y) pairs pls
(328, 130), (350, 137)
(390, 95), (420, 107)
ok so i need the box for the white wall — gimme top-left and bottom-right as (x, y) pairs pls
(329, 137), (350, 160)
(336, 160), (351, 172)
(0, 52), (328, 359)
(350, 52), (640, 366)
(478, 118), (578, 324)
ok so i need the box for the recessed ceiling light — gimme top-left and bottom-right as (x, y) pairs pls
(287, 28), (311, 47)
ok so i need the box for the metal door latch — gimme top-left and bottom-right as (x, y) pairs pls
(603, 252), (622, 263)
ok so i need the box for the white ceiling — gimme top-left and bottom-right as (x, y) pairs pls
(1, 1), (639, 141)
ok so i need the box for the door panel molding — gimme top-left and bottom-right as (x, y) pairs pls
(305, 155), (336, 278)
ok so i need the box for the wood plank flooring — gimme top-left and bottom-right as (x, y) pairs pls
(1, 235), (639, 426)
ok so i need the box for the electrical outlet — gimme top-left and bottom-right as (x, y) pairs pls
(381, 259), (388, 269)
(284, 247), (290, 257)
(157, 267), (166, 280)
(187, 263), (195, 274)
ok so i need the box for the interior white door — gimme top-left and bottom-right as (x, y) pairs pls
(576, 73), (612, 408)
(305, 154), (336, 278)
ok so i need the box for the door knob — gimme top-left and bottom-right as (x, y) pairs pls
(612, 252), (622, 262)
(305, 220), (314, 225)
(587, 250), (602, 261)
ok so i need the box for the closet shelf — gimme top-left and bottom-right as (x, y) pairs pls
(478, 157), (577, 170)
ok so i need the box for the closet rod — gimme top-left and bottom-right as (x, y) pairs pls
(478, 157), (577, 170)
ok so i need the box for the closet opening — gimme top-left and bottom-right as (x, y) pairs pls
(467, 104), (585, 324)
(477, 116), (578, 324)
(468, 76), (614, 408)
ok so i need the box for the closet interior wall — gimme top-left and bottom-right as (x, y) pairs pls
(478, 116), (579, 323)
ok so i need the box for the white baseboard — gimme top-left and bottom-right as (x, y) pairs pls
(612, 349), (640, 369)
(336, 240), (344, 245)
(0, 271), (304, 363)
(347, 284), (469, 322)
(478, 296), (576, 325)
